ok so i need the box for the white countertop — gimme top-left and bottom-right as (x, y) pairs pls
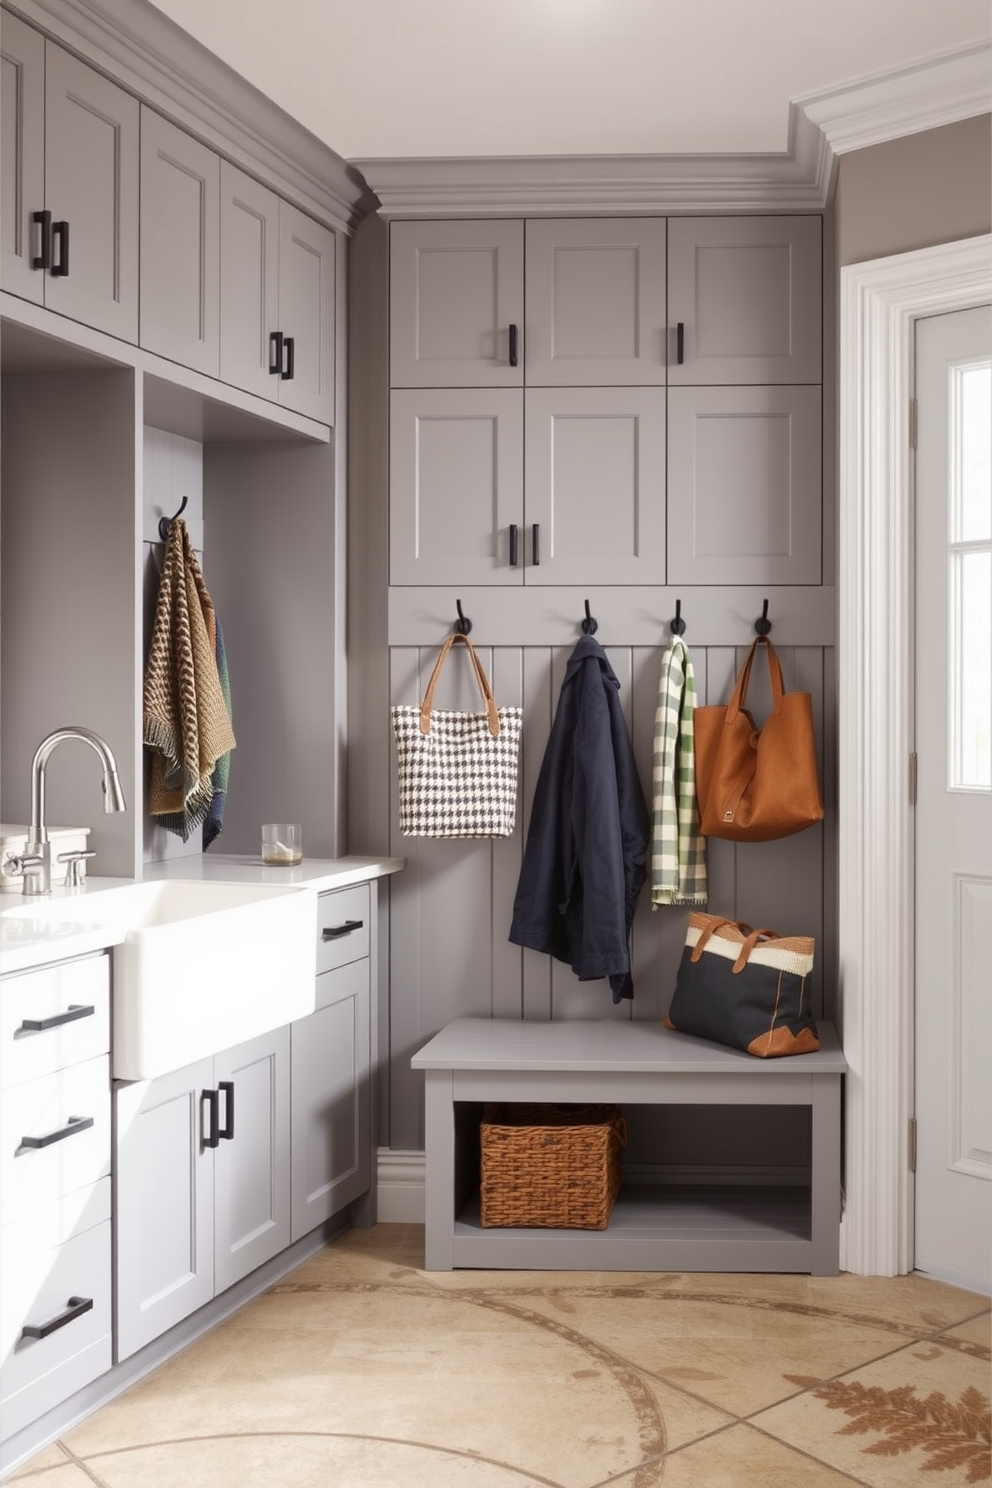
(0, 854), (404, 977)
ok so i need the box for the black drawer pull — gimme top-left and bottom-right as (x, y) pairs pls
(52, 219), (69, 277)
(532, 523), (541, 566)
(219, 1080), (235, 1141)
(282, 335), (295, 380)
(676, 321), (685, 365)
(508, 322), (519, 367)
(32, 209), (52, 270)
(322, 919), (364, 941)
(269, 330), (284, 375)
(21, 1115), (94, 1150)
(20, 1004), (95, 1034)
(21, 1295), (93, 1341)
(509, 522), (519, 567)
(203, 1088), (220, 1149)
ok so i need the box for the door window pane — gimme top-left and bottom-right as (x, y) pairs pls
(949, 359), (992, 791)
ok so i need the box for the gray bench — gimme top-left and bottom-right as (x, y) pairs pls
(412, 1017), (846, 1275)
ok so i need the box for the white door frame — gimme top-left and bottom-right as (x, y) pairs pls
(838, 232), (992, 1275)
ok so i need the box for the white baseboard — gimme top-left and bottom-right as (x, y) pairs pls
(376, 1148), (426, 1222)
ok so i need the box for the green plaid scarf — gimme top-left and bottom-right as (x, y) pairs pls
(651, 638), (708, 908)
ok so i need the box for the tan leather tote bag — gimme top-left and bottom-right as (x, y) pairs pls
(693, 638), (824, 842)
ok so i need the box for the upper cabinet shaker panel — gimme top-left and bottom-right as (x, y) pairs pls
(140, 110), (220, 376)
(0, 21), (138, 341)
(668, 216), (821, 385)
(1, 11), (45, 304)
(276, 200), (336, 424)
(524, 218), (667, 385)
(44, 43), (139, 341)
(390, 219), (524, 388)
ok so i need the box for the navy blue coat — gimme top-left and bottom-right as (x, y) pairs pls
(509, 635), (649, 1002)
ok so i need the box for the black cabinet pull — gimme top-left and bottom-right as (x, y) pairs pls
(52, 220), (69, 277)
(509, 523), (519, 567)
(32, 209), (52, 270)
(532, 523), (541, 566)
(21, 1295), (93, 1341)
(676, 321), (685, 365)
(203, 1088), (220, 1149)
(21, 1115), (93, 1150)
(322, 919), (364, 941)
(219, 1081), (235, 1141)
(282, 336), (295, 380)
(508, 323), (519, 367)
(20, 1004), (95, 1034)
(269, 330), (284, 375)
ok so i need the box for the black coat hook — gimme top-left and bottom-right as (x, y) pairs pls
(671, 599), (686, 636)
(158, 496), (188, 541)
(581, 599), (598, 635)
(754, 598), (772, 636)
(453, 599), (472, 636)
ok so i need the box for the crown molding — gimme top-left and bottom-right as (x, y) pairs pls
(3, 0), (372, 233)
(795, 40), (991, 158)
(356, 42), (989, 219)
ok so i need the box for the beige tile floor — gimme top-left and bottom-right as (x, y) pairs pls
(10, 1224), (991, 1487)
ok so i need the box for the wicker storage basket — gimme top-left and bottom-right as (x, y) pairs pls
(479, 1103), (627, 1230)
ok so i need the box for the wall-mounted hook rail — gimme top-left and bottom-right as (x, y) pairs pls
(670, 599), (686, 636)
(581, 599), (598, 635)
(754, 598), (772, 636)
(158, 496), (188, 541)
(453, 599), (472, 636)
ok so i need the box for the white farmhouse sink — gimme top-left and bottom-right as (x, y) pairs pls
(2, 880), (317, 1080)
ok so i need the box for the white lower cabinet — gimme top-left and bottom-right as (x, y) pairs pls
(114, 1026), (290, 1361)
(0, 954), (113, 1444)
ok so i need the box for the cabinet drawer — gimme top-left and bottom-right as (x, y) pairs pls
(315, 885), (370, 974)
(1, 954), (110, 1089)
(1, 1056), (110, 1226)
(1, 1207), (111, 1438)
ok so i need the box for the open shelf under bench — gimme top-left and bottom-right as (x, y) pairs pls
(412, 1018), (846, 1275)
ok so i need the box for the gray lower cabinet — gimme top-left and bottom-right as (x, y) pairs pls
(139, 108), (220, 376)
(220, 161), (336, 423)
(114, 1026), (290, 1361)
(0, 11), (139, 340)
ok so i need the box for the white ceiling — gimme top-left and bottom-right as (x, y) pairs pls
(149, 0), (990, 164)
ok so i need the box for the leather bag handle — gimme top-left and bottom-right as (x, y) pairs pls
(725, 637), (786, 723)
(690, 917), (780, 973)
(420, 632), (501, 738)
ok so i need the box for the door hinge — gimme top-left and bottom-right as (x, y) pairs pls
(909, 1117), (917, 1174)
(909, 751), (918, 805)
(909, 397), (918, 450)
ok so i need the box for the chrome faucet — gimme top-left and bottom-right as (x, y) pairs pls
(17, 726), (127, 895)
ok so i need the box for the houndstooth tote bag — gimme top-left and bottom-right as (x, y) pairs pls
(391, 633), (523, 838)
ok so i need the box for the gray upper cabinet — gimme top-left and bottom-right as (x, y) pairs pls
(524, 218), (667, 385)
(1, 11), (44, 304)
(0, 18), (139, 341)
(390, 219), (524, 388)
(667, 384), (822, 584)
(139, 109), (220, 376)
(525, 387), (666, 584)
(668, 216), (821, 385)
(390, 388), (524, 586)
(220, 162), (335, 423)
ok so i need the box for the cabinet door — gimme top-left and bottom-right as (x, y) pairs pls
(667, 384), (822, 584)
(525, 387), (666, 585)
(43, 42), (139, 341)
(390, 219), (524, 388)
(390, 388), (524, 586)
(525, 218), (667, 385)
(139, 109), (220, 376)
(213, 1027), (290, 1294)
(668, 216), (821, 385)
(115, 1058), (214, 1362)
(290, 958), (370, 1242)
(0, 10), (45, 304)
(219, 161), (280, 400)
(277, 200), (335, 423)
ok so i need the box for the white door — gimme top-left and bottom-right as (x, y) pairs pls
(914, 304), (992, 1295)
